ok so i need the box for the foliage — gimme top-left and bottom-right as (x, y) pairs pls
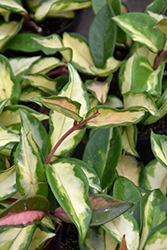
(1, 0), (167, 249)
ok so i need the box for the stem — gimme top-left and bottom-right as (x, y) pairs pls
(45, 110), (100, 164)
(46, 66), (69, 77)
(24, 14), (42, 33)
(154, 50), (167, 70)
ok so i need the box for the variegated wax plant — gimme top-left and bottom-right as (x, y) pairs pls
(0, 50), (145, 250)
(0, 0), (91, 51)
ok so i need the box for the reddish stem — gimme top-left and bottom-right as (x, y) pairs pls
(154, 50), (167, 70)
(46, 66), (69, 77)
(24, 14), (42, 33)
(5, 198), (17, 203)
(45, 110), (100, 164)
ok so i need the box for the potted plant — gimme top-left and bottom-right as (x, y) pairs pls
(0, 0), (91, 54)
(1, 0), (167, 249)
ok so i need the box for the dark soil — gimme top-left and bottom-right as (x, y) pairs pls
(60, 223), (80, 250)
(137, 114), (167, 138)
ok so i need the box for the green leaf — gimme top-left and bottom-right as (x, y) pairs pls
(19, 110), (49, 159)
(0, 55), (21, 104)
(90, 194), (133, 226)
(0, 166), (17, 201)
(144, 0), (167, 14)
(46, 158), (92, 243)
(89, 2), (117, 68)
(33, 96), (82, 122)
(113, 176), (142, 222)
(151, 131), (167, 169)
(103, 213), (139, 250)
(83, 127), (122, 190)
(139, 189), (167, 249)
(142, 159), (167, 195)
(0, 224), (36, 250)
(113, 12), (166, 52)
(48, 63), (89, 157)
(15, 127), (48, 197)
(154, 18), (167, 35)
(86, 106), (145, 128)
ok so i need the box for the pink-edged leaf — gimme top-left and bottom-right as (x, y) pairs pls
(86, 106), (145, 128)
(89, 194), (133, 226)
(54, 206), (72, 223)
(0, 210), (46, 226)
(0, 195), (50, 226)
(33, 96), (82, 121)
(86, 74), (112, 104)
(119, 235), (127, 250)
(154, 19), (167, 35)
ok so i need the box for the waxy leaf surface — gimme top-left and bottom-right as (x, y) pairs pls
(33, 96), (82, 122)
(83, 127), (122, 190)
(46, 158), (92, 243)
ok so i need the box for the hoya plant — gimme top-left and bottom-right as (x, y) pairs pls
(0, 0), (91, 51)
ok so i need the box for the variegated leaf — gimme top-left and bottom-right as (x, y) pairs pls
(0, 20), (22, 51)
(0, 196), (50, 225)
(144, 0), (167, 14)
(83, 127), (122, 190)
(151, 131), (167, 169)
(139, 189), (167, 250)
(142, 159), (167, 195)
(20, 87), (44, 102)
(121, 125), (139, 157)
(154, 18), (167, 35)
(124, 92), (159, 116)
(0, 224), (36, 249)
(0, 125), (19, 151)
(31, 34), (72, 61)
(23, 73), (67, 95)
(103, 213), (140, 250)
(46, 158), (92, 243)
(63, 32), (95, 74)
(86, 106), (145, 128)
(9, 56), (41, 78)
(86, 74), (112, 104)
(15, 127), (48, 197)
(27, 226), (55, 250)
(105, 95), (123, 108)
(28, 57), (64, 74)
(19, 110), (49, 159)
(0, 98), (9, 114)
(144, 226), (167, 250)
(0, 105), (48, 133)
(0, 0), (27, 15)
(48, 63), (89, 157)
(116, 155), (141, 186)
(33, 96), (82, 122)
(0, 166), (17, 201)
(90, 194), (133, 226)
(35, 0), (91, 21)
(113, 12), (166, 52)
(0, 55), (20, 105)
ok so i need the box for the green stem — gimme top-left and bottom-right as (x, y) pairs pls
(45, 110), (100, 164)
